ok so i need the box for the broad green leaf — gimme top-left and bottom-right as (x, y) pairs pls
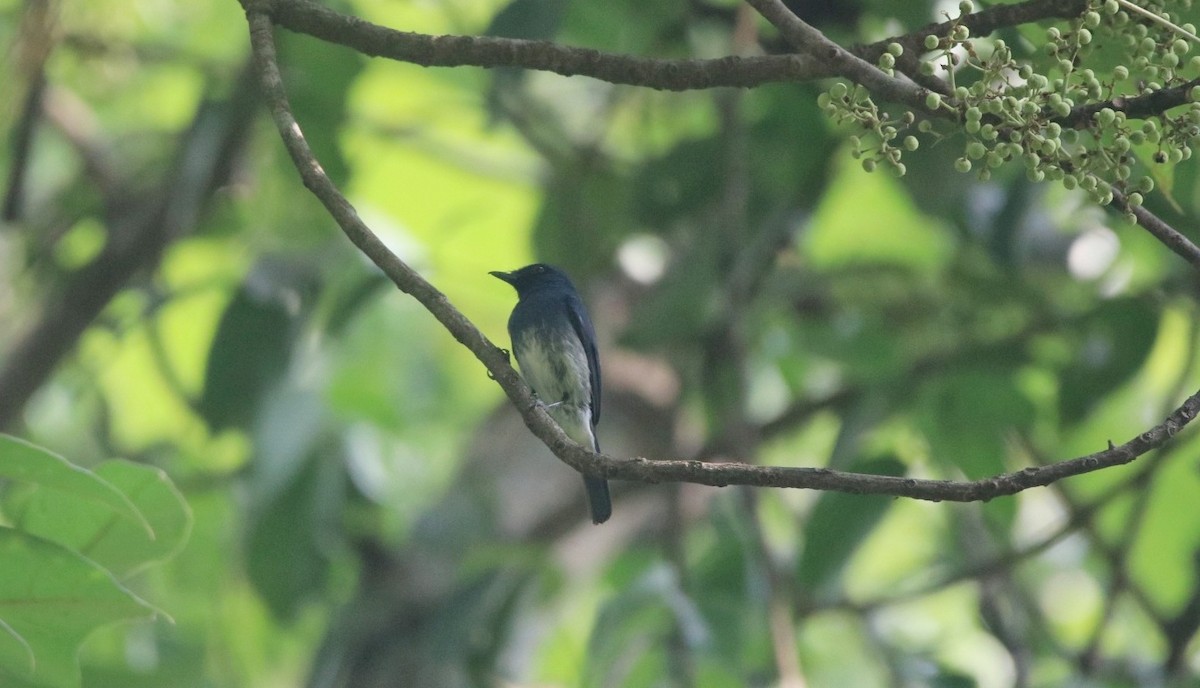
(0, 436), (149, 537)
(0, 529), (153, 688)
(917, 369), (1035, 479)
(805, 155), (954, 273)
(11, 461), (192, 579)
(1058, 298), (1159, 424)
(198, 262), (308, 431)
(1128, 447), (1200, 614)
(585, 564), (705, 688)
(797, 457), (905, 598)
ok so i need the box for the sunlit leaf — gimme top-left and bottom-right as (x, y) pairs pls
(797, 457), (905, 598)
(0, 529), (153, 688)
(0, 436), (149, 537)
(10, 461), (192, 579)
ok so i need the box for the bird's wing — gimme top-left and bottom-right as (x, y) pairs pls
(565, 293), (601, 426)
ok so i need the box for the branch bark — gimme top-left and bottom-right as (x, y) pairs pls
(0, 64), (260, 430)
(263, 0), (829, 90)
(243, 5), (1200, 502)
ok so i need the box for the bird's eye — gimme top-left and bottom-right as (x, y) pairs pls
(534, 265), (546, 273)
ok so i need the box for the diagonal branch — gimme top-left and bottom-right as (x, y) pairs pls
(243, 5), (1200, 503)
(744, 0), (931, 112)
(1111, 186), (1200, 270)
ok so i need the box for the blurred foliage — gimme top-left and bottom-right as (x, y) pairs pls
(2, 0), (1200, 687)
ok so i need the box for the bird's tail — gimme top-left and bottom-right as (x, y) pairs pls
(584, 476), (612, 524)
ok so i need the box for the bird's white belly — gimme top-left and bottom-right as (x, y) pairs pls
(514, 329), (595, 447)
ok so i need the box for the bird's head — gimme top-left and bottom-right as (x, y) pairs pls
(490, 263), (574, 296)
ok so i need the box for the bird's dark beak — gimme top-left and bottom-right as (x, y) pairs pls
(489, 270), (515, 284)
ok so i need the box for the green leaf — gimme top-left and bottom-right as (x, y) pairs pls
(0, 528), (153, 688)
(797, 457), (905, 598)
(11, 461), (192, 579)
(916, 369), (1035, 479)
(198, 264), (306, 431)
(1058, 298), (1159, 424)
(0, 436), (149, 537)
(585, 564), (706, 688)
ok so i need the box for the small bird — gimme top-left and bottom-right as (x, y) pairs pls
(490, 263), (612, 524)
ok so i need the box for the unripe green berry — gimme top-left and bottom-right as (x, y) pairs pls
(1137, 176), (1154, 193)
(1104, 0), (1119, 14)
(955, 157), (972, 173)
(831, 82), (849, 99)
(887, 42), (904, 57)
(926, 92), (943, 110)
(1128, 192), (1144, 207)
(1084, 11), (1101, 27)
(879, 53), (896, 69)
(862, 159), (877, 172)
(1173, 39), (1189, 55)
(1063, 174), (1078, 190)
(965, 119), (981, 134)
(1164, 53), (1179, 69)
(1077, 28), (1092, 45)
(959, 0), (974, 14)
(966, 141), (987, 159)
(903, 136), (919, 151)
(1190, 86), (1200, 102)
(924, 34), (940, 50)
(893, 163), (907, 177)
(918, 120), (934, 133)
(1113, 65), (1129, 80)
(920, 61), (937, 76)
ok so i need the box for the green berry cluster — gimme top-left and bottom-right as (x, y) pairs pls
(820, 0), (1200, 221)
(817, 61), (919, 177)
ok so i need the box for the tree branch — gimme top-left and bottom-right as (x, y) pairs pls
(745, 0), (931, 112)
(1108, 186), (1200, 270)
(261, 0), (829, 90)
(244, 6), (1200, 502)
(0, 64), (261, 430)
(854, 0), (1088, 65)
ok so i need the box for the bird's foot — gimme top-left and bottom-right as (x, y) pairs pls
(487, 348), (512, 380)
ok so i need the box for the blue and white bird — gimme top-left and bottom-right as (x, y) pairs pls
(490, 263), (612, 524)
